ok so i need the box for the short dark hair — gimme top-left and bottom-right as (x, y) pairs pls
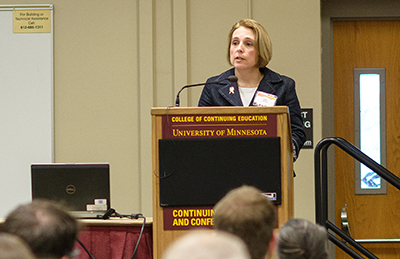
(213, 185), (277, 259)
(2, 199), (79, 258)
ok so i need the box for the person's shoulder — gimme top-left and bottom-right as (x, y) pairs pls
(263, 67), (294, 84)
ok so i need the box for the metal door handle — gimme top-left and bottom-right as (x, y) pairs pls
(341, 204), (400, 243)
(341, 204), (352, 238)
(355, 238), (400, 243)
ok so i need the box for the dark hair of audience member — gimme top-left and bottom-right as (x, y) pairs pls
(1, 199), (79, 258)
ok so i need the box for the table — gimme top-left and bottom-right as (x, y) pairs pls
(75, 217), (153, 259)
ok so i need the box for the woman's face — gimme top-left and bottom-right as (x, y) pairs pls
(229, 26), (258, 70)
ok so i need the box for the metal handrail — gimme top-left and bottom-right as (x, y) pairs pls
(314, 137), (400, 259)
(326, 221), (378, 259)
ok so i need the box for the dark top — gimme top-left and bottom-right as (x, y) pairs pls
(198, 67), (306, 161)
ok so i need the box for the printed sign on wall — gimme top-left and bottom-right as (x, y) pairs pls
(301, 108), (313, 148)
(13, 9), (51, 33)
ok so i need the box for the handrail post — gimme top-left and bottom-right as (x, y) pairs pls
(314, 138), (334, 226)
(314, 141), (322, 225)
(321, 144), (329, 227)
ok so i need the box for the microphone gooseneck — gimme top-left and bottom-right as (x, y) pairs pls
(175, 75), (238, 107)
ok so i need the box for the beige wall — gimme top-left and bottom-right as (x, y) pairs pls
(1, 0), (321, 221)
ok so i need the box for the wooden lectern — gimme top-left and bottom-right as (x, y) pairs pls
(151, 106), (294, 259)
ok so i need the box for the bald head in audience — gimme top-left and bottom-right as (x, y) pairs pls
(162, 229), (251, 259)
(0, 233), (36, 259)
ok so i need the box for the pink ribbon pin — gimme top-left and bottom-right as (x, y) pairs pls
(229, 86), (235, 94)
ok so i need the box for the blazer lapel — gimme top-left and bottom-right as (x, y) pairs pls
(257, 80), (276, 95)
(218, 84), (242, 106)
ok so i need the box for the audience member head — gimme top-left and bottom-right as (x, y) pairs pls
(0, 233), (36, 259)
(277, 218), (328, 259)
(213, 185), (277, 259)
(2, 199), (79, 259)
(162, 229), (251, 259)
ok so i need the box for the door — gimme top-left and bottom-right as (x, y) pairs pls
(334, 20), (400, 259)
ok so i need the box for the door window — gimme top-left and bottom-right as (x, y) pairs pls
(354, 68), (387, 194)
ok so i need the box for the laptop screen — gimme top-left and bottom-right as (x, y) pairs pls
(31, 163), (110, 212)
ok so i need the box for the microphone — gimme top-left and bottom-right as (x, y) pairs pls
(174, 75), (238, 107)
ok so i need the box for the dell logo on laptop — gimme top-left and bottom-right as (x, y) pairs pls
(66, 185), (76, 194)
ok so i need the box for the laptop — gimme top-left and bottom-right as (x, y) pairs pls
(31, 163), (110, 219)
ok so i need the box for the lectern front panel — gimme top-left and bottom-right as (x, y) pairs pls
(159, 137), (281, 206)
